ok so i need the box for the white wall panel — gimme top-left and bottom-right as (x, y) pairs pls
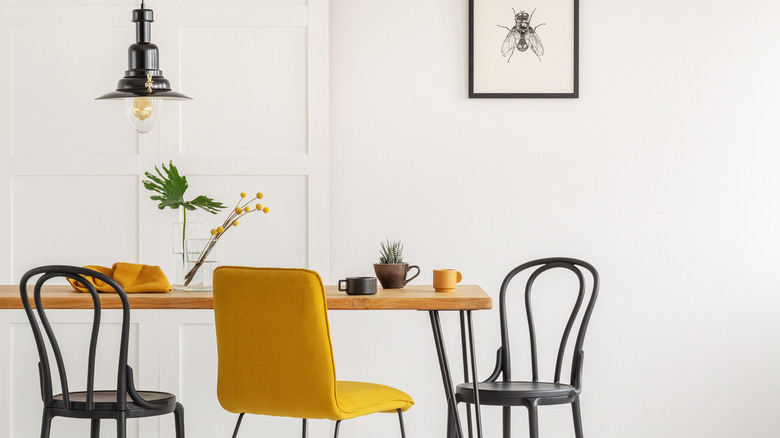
(11, 27), (136, 155)
(1, 0), (329, 435)
(180, 26), (308, 155)
(177, 323), (230, 436)
(12, 175), (138, 280)
(0, 2), (12, 283)
(179, 175), (308, 272)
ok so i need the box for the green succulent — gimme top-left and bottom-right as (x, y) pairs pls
(379, 239), (404, 264)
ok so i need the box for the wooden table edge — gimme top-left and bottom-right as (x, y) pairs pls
(0, 284), (492, 311)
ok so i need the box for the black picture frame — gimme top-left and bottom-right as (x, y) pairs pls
(469, 0), (579, 98)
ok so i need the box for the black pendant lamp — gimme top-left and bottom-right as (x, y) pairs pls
(96, 2), (191, 134)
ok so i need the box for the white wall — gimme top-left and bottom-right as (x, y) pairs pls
(329, 0), (780, 437)
(3, 0), (780, 437)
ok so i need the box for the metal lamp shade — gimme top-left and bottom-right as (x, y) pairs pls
(97, 4), (190, 132)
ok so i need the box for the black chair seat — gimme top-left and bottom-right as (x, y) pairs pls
(456, 381), (577, 405)
(53, 390), (178, 413)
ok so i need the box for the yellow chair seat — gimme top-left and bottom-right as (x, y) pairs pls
(334, 381), (414, 420)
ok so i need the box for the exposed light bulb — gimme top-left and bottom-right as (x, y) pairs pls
(125, 97), (162, 133)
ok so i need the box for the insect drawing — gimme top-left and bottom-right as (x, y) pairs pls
(497, 8), (545, 62)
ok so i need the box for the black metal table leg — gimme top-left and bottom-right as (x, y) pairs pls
(466, 311), (483, 438)
(459, 312), (474, 438)
(429, 310), (465, 438)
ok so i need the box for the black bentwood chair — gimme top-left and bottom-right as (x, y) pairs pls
(19, 265), (184, 438)
(451, 258), (599, 438)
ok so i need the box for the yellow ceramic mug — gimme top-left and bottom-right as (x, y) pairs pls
(433, 269), (463, 292)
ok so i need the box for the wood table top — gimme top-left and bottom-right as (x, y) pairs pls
(0, 284), (492, 311)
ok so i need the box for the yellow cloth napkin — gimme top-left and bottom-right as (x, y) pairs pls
(67, 263), (172, 293)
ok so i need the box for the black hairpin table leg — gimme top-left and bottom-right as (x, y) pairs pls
(466, 310), (483, 438)
(459, 311), (484, 438)
(429, 310), (465, 438)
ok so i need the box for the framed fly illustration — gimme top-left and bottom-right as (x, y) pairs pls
(469, 0), (579, 98)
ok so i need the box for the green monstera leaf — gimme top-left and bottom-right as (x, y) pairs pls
(143, 161), (225, 214)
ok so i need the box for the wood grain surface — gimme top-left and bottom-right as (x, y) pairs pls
(0, 284), (491, 311)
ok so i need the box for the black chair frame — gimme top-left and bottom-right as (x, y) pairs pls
(231, 409), (406, 438)
(19, 265), (184, 438)
(451, 257), (599, 438)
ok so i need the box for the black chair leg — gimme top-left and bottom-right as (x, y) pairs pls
(39, 411), (52, 438)
(90, 419), (100, 438)
(572, 397), (584, 438)
(527, 401), (539, 438)
(502, 406), (511, 438)
(465, 403), (474, 438)
(333, 420), (342, 438)
(396, 409), (407, 438)
(232, 413), (245, 438)
(116, 412), (127, 438)
(302, 418), (307, 438)
(173, 402), (185, 438)
(446, 405), (455, 438)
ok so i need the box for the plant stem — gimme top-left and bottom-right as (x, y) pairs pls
(183, 235), (219, 286)
(181, 208), (187, 266)
(182, 196), (265, 286)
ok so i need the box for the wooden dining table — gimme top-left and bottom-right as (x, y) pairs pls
(0, 284), (491, 438)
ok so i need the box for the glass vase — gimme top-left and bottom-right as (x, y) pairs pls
(184, 237), (219, 292)
(172, 222), (201, 289)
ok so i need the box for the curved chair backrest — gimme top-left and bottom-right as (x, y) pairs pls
(213, 266), (340, 419)
(19, 265), (132, 411)
(499, 258), (599, 389)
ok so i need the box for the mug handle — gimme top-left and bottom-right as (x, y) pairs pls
(456, 271), (463, 283)
(404, 265), (421, 286)
(338, 279), (348, 292)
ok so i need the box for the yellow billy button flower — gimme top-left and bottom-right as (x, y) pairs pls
(233, 220), (239, 227)
(263, 207), (269, 213)
(234, 207), (242, 215)
(240, 192), (247, 198)
(210, 229), (217, 236)
(244, 206), (250, 212)
(256, 203), (263, 210)
(256, 192), (264, 199)
(217, 226), (225, 233)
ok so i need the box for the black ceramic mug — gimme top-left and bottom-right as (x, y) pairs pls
(338, 277), (378, 295)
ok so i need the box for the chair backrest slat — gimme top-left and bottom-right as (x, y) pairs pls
(19, 265), (131, 411)
(84, 277), (102, 411)
(33, 273), (73, 408)
(20, 275), (54, 404)
(499, 258), (598, 388)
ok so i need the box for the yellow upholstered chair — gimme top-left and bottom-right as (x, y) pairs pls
(213, 266), (414, 438)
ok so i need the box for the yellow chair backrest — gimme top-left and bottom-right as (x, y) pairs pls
(213, 266), (340, 419)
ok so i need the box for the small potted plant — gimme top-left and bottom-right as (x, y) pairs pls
(373, 239), (420, 289)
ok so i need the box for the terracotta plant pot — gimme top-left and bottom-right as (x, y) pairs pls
(373, 263), (420, 289)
